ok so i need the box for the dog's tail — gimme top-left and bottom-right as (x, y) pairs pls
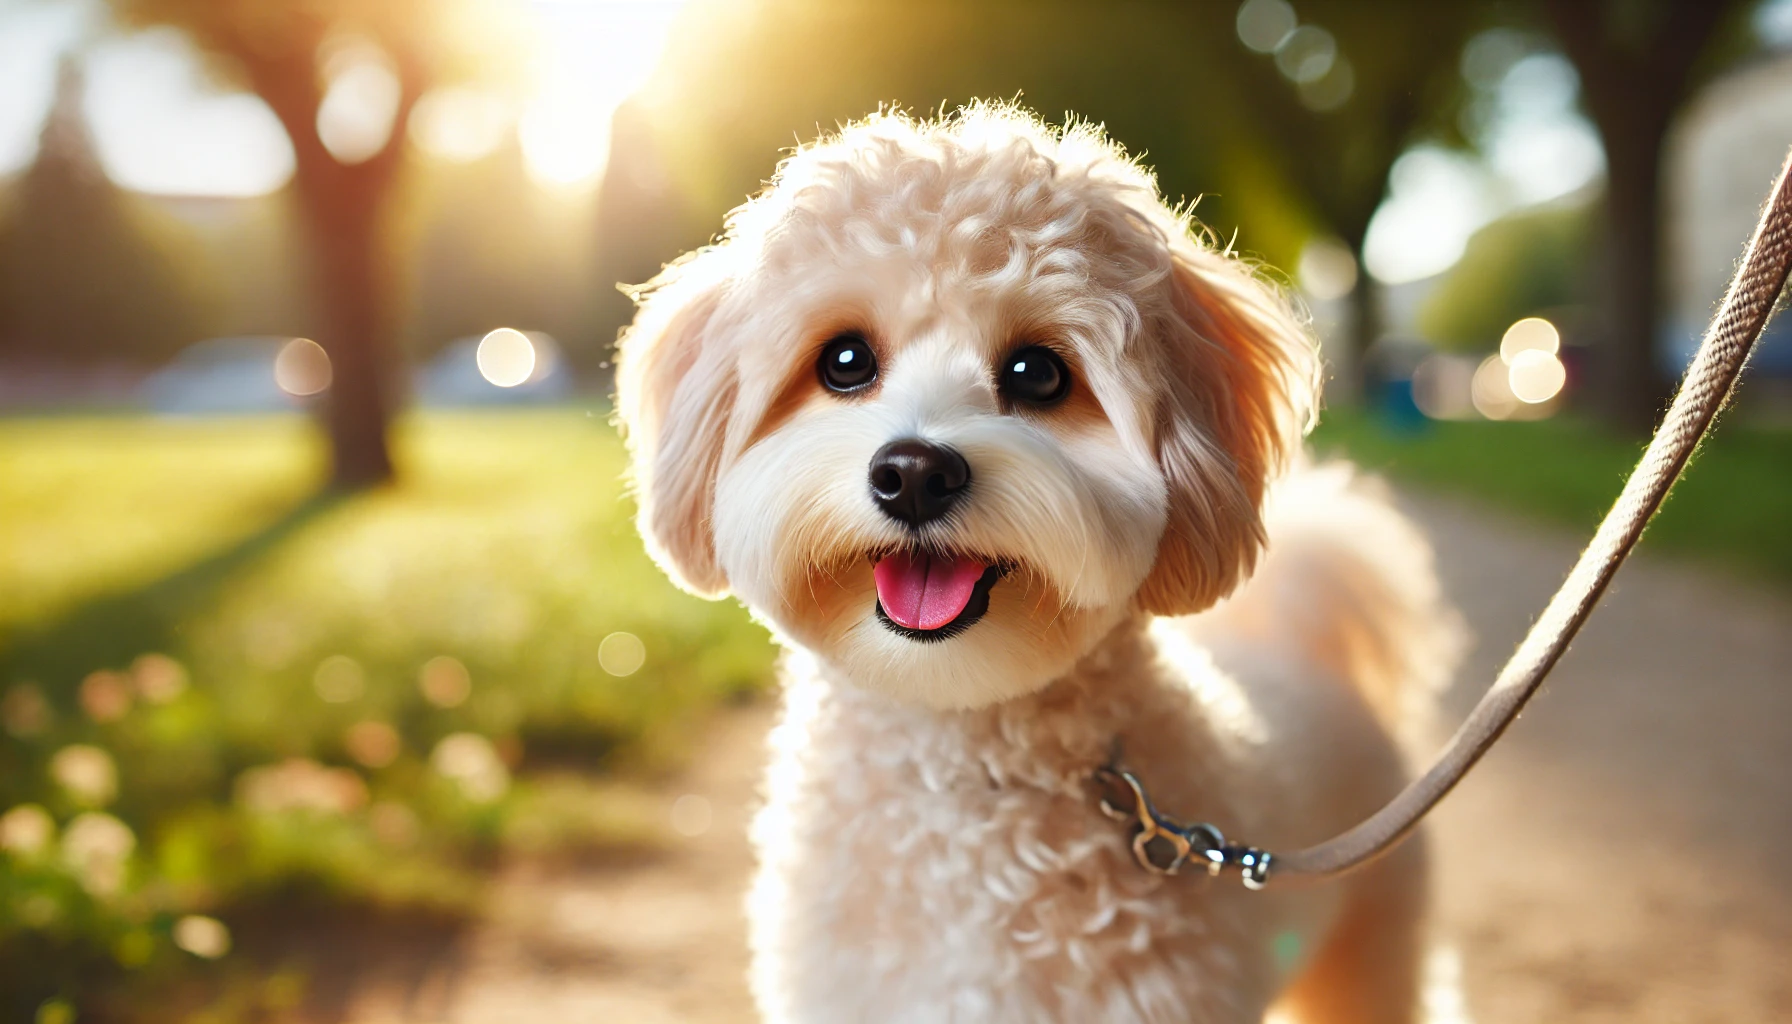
(1186, 462), (1464, 741)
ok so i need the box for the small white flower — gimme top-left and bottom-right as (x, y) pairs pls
(0, 804), (55, 857)
(50, 745), (117, 807)
(235, 759), (369, 815)
(430, 732), (509, 803)
(173, 915), (231, 959)
(61, 812), (135, 895)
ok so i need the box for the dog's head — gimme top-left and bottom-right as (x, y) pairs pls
(617, 106), (1317, 709)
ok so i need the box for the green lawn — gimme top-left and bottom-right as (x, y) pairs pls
(1311, 409), (1792, 587)
(0, 411), (774, 1020)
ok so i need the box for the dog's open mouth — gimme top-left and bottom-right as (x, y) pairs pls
(872, 549), (1004, 642)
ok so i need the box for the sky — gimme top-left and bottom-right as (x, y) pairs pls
(2, 0), (1789, 283)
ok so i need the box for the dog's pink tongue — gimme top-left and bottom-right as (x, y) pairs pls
(874, 551), (987, 631)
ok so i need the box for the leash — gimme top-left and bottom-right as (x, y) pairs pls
(1096, 145), (1792, 890)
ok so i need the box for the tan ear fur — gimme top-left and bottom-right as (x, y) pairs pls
(1134, 241), (1319, 617)
(614, 253), (736, 598)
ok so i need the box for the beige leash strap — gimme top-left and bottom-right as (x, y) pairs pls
(1098, 145), (1792, 889)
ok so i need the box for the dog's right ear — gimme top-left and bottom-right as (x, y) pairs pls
(615, 252), (736, 598)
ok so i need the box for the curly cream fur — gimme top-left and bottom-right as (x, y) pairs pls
(616, 104), (1460, 1023)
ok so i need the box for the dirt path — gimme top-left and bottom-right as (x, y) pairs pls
(335, 492), (1792, 1022)
(333, 705), (769, 1024)
(1412, 492), (1792, 1023)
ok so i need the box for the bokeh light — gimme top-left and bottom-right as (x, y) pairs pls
(61, 812), (134, 895)
(1499, 316), (1561, 361)
(173, 915), (231, 959)
(1299, 57), (1355, 112)
(1508, 348), (1567, 403)
(131, 652), (187, 704)
(51, 745), (117, 808)
(431, 733), (509, 802)
(236, 758), (368, 814)
(1, 684), (51, 737)
(1236, 0), (1296, 53)
(1298, 237), (1359, 300)
(598, 631), (646, 677)
(476, 328), (536, 387)
(312, 654), (365, 703)
(274, 338), (332, 397)
(0, 804), (55, 857)
(315, 36), (401, 165)
(79, 670), (131, 722)
(418, 655), (472, 708)
(1471, 353), (1520, 421)
(1276, 25), (1338, 84)
(409, 86), (510, 163)
(344, 721), (401, 768)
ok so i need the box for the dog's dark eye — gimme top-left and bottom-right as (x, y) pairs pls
(999, 345), (1070, 406)
(818, 334), (878, 393)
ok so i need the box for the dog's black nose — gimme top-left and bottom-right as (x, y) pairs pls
(868, 439), (970, 526)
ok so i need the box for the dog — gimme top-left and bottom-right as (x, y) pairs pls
(616, 104), (1461, 1023)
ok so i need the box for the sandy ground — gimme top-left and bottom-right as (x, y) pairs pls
(330, 492), (1792, 1023)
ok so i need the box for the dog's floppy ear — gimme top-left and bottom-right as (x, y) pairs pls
(1134, 240), (1319, 616)
(615, 252), (737, 598)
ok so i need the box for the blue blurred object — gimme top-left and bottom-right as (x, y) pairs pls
(1379, 376), (1429, 433)
(142, 331), (577, 416)
(141, 336), (301, 415)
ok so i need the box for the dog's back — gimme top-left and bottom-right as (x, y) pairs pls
(1185, 462), (1464, 748)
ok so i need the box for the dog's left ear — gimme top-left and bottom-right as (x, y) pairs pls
(1134, 240), (1319, 617)
(615, 252), (737, 598)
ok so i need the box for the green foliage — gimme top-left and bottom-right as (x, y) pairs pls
(0, 412), (774, 1020)
(633, 0), (1322, 270)
(0, 65), (219, 366)
(1415, 199), (1594, 352)
(1313, 408), (1792, 585)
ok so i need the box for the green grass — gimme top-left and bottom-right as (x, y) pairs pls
(0, 411), (775, 1020)
(1312, 409), (1792, 586)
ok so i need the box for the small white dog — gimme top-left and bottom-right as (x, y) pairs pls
(617, 104), (1460, 1023)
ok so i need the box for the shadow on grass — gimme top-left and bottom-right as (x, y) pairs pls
(0, 490), (348, 698)
(234, 897), (473, 1024)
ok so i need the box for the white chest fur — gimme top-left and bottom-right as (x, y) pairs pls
(746, 623), (1348, 1023)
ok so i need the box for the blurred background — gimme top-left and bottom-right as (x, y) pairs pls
(1, 0), (1789, 1020)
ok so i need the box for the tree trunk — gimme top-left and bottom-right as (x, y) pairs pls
(234, 44), (415, 490)
(307, 184), (398, 488)
(1592, 114), (1673, 432)
(1337, 274), (1378, 406)
(1544, 0), (1733, 435)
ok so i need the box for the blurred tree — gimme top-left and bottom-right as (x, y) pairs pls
(109, 0), (520, 486)
(613, 1), (1313, 348)
(586, 100), (703, 378)
(1416, 199), (1593, 350)
(619, 0), (1486, 400)
(1542, 0), (1752, 431)
(0, 58), (216, 367)
(1189, 0), (1486, 397)
(409, 138), (600, 363)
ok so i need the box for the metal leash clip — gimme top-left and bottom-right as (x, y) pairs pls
(1092, 760), (1274, 890)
